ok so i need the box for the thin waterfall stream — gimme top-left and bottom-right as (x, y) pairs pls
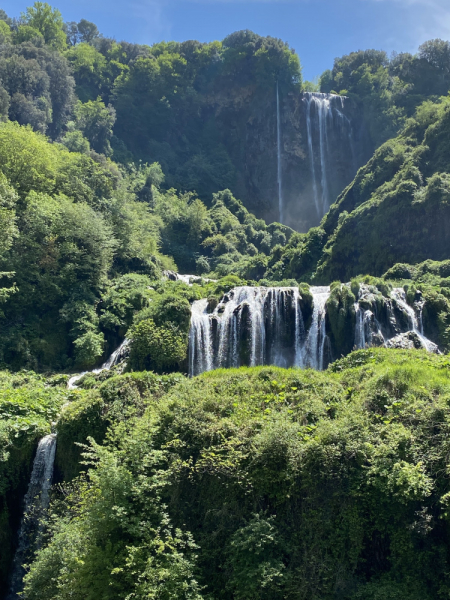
(6, 434), (57, 600)
(276, 81), (283, 223)
(68, 337), (130, 389)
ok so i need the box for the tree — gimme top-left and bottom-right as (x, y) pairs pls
(65, 43), (107, 102)
(21, 2), (67, 51)
(0, 39), (75, 137)
(65, 19), (99, 46)
(0, 20), (12, 45)
(13, 24), (44, 45)
(419, 39), (450, 73)
(129, 319), (187, 371)
(77, 19), (99, 44)
(73, 97), (116, 155)
(0, 174), (18, 257)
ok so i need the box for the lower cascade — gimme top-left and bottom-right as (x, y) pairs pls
(7, 434), (57, 600)
(189, 284), (438, 376)
(189, 286), (331, 376)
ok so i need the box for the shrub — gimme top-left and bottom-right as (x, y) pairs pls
(128, 319), (187, 372)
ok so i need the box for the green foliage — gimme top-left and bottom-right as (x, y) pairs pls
(128, 319), (187, 372)
(71, 97), (116, 155)
(326, 283), (356, 356)
(319, 44), (450, 149)
(137, 292), (192, 332)
(14, 24), (44, 45)
(19, 350), (450, 599)
(0, 43), (74, 137)
(112, 32), (301, 200)
(65, 42), (107, 102)
(21, 2), (67, 51)
(73, 331), (105, 369)
(0, 20), (12, 45)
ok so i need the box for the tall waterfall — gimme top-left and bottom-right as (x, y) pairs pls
(304, 93), (354, 219)
(7, 434), (57, 600)
(276, 82), (283, 223)
(189, 286), (330, 376)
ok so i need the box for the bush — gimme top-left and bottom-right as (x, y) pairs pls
(128, 319), (187, 372)
(73, 331), (105, 369)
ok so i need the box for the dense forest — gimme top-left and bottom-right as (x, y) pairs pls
(2, 2), (450, 599)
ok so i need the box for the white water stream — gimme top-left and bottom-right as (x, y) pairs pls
(6, 434), (57, 600)
(303, 93), (354, 219)
(68, 338), (130, 389)
(276, 81), (284, 223)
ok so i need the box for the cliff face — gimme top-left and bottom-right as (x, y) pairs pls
(207, 88), (373, 232)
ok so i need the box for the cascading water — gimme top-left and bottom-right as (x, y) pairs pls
(189, 284), (439, 377)
(189, 287), (305, 376)
(390, 288), (436, 352)
(301, 287), (330, 370)
(354, 303), (366, 349)
(352, 284), (436, 351)
(188, 286), (334, 376)
(163, 271), (217, 286)
(276, 81), (283, 224)
(68, 337), (130, 389)
(303, 93), (355, 219)
(189, 298), (213, 376)
(7, 434), (57, 600)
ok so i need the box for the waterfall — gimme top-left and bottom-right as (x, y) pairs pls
(390, 288), (436, 351)
(7, 434), (57, 600)
(189, 286), (318, 375)
(305, 95), (320, 219)
(300, 287), (330, 370)
(189, 287), (305, 375)
(304, 92), (354, 219)
(188, 284), (440, 377)
(68, 337), (130, 389)
(317, 98), (330, 216)
(354, 303), (365, 349)
(353, 285), (386, 349)
(276, 81), (283, 224)
(189, 298), (213, 376)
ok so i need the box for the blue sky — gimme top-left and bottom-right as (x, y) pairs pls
(3, 0), (450, 80)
